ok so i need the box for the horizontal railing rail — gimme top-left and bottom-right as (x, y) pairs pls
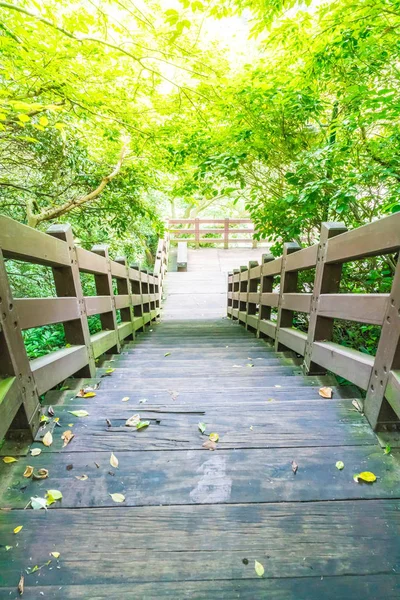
(0, 215), (169, 443)
(227, 213), (400, 431)
(168, 218), (258, 248)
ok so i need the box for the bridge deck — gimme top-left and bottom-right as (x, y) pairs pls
(1, 249), (400, 598)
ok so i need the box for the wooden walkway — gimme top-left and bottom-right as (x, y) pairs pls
(1, 249), (400, 598)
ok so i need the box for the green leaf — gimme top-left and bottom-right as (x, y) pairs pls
(255, 560), (264, 577)
(68, 410), (89, 417)
(136, 421), (150, 430)
(384, 444), (391, 455)
(198, 422), (206, 434)
(335, 461), (344, 470)
(164, 352), (171, 357)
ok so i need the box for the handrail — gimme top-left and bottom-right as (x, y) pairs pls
(227, 213), (400, 431)
(168, 218), (257, 248)
(0, 216), (170, 442)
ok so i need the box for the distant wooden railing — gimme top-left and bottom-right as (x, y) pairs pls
(227, 214), (400, 431)
(0, 216), (169, 442)
(168, 218), (258, 248)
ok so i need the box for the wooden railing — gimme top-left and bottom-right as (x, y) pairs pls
(227, 214), (400, 431)
(0, 216), (169, 442)
(168, 218), (258, 248)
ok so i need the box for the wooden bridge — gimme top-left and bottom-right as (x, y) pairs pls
(0, 214), (400, 598)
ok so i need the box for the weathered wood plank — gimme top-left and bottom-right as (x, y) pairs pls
(84, 295), (112, 316)
(311, 341), (374, 390)
(278, 327), (307, 356)
(76, 246), (108, 274)
(90, 330), (118, 359)
(30, 345), (88, 395)
(15, 297), (80, 330)
(318, 293), (388, 325)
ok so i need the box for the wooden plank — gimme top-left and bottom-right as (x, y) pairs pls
(90, 330), (118, 358)
(246, 314), (258, 329)
(278, 327), (307, 355)
(326, 212), (400, 263)
(311, 341), (374, 390)
(275, 242), (301, 351)
(92, 245), (120, 353)
(118, 321), (133, 340)
(385, 370), (400, 418)
(259, 319), (277, 339)
(262, 257), (282, 276)
(76, 246), (108, 274)
(109, 260), (128, 279)
(318, 293), (388, 325)
(285, 243), (318, 272)
(115, 294), (131, 309)
(2, 576), (399, 600)
(0, 500), (399, 587)
(1, 445), (398, 509)
(0, 377), (20, 441)
(281, 293), (312, 313)
(30, 345), (87, 395)
(15, 297), (80, 330)
(133, 316), (144, 330)
(84, 295), (112, 316)
(0, 215), (70, 266)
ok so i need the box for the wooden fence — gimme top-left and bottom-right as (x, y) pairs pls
(168, 218), (258, 248)
(0, 216), (169, 442)
(227, 215), (400, 431)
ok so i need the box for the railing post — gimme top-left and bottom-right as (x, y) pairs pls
(130, 263), (144, 332)
(232, 268), (240, 320)
(303, 222), (347, 374)
(246, 260), (259, 330)
(141, 268), (151, 329)
(274, 242), (301, 351)
(364, 255), (400, 429)
(47, 224), (96, 377)
(91, 245), (120, 354)
(0, 250), (41, 441)
(257, 253), (275, 338)
(115, 256), (134, 341)
(239, 265), (248, 325)
(224, 218), (229, 249)
(195, 218), (200, 249)
(227, 271), (233, 317)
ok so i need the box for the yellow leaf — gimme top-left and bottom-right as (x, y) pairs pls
(209, 432), (219, 442)
(23, 466), (34, 478)
(354, 471), (377, 483)
(83, 392), (96, 398)
(109, 493), (125, 503)
(0, 113), (7, 120)
(3, 456), (18, 464)
(110, 452), (119, 468)
(30, 448), (42, 457)
(13, 526), (23, 534)
(255, 560), (264, 577)
(121, 396), (130, 402)
(42, 431), (53, 446)
(18, 113), (30, 123)
(39, 116), (49, 126)
(51, 551), (60, 559)
(319, 387), (333, 399)
(335, 461), (344, 470)
(54, 122), (64, 130)
(32, 468), (49, 480)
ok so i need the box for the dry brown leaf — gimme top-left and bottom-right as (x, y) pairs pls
(18, 574), (24, 595)
(352, 399), (363, 413)
(32, 469), (49, 480)
(125, 414), (141, 427)
(42, 431), (53, 447)
(110, 452), (119, 468)
(61, 430), (74, 448)
(291, 460), (298, 474)
(202, 440), (217, 451)
(319, 387), (333, 399)
(23, 466), (34, 478)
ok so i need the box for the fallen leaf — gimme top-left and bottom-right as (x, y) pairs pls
(62, 430), (74, 448)
(30, 448), (42, 457)
(319, 387), (333, 399)
(232, 364), (242, 368)
(198, 422), (206, 434)
(30, 497), (48, 510)
(94, 462), (100, 468)
(68, 410), (89, 417)
(246, 363), (254, 368)
(48, 406), (55, 417)
(105, 368), (115, 374)
(14, 526), (23, 534)
(352, 399), (363, 412)
(83, 392), (96, 398)
(3, 457), (18, 464)
(66, 464), (73, 471)
(109, 493), (125, 503)
(32, 469), (49, 480)
(274, 385), (281, 388)
(46, 489), (63, 505)
(336, 461), (345, 470)
(168, 390), (179, 400)
(75, 474), (88, 481)
(353, 471), (377, 483)
(209, 432), (219, 442)
(42, 431), (53, 447)
(23, 466), (34, 478)
(106, 418), (112, 427)
(5, 546), (12, 551)
(291, 460), (298, 474)
(164, 352), (171, 357)
(254, 560), (264, 577)
(18, 574), (24, 595)
(125, 414), (141, 427)
(68, 423), (73, 427)
(121, 396), (130, 402)
(139, 398), (148, 404)
(40, 415), (50, 423)
(51, 552), (60, 559)
(384, 444), (391, 455)
(202, 440), (217, 451)
(110, 452), (119, 468)
(250, 426), (253, 430)
(137, 420), (150, 430)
